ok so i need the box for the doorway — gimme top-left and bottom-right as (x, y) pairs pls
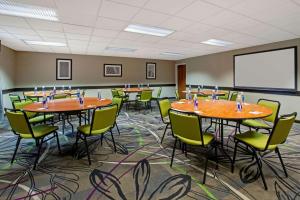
(177, 64), (186, 99)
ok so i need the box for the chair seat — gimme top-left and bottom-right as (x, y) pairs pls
(29, 114), (54, 124)
(234, 131), (277, 150)
(21, 125), (58, 138)
(241, 119), (271, 129)
(77, 124), (111, 135)
(177, 132), (214, 146)
(163, 116), (170, 124)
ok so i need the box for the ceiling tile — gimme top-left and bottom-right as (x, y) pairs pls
(95, 17), (128, 30)
(159, 16), (193, 31)
(109, 0), (148, 7)
(176, 1), (223, 21)
(144, 0), (194, 15)
(117, 31), (143, 40)
(37, 30), (65, 38)
(132, 9), (170, 26)
(3, 26), (37, 35)
(63, 24), (92, 35)
(99, 0), (140, 21)
(55, 0), (102, 16)
(66, 33), (90, 40)
(208, 0), (243, 8)
(26, 19), (63, 31)
(93, 28), (119, 38)
(0, 15), (30, 28)
(14, 34), (42, 41)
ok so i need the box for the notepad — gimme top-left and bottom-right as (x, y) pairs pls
(249, 111), (262, 115)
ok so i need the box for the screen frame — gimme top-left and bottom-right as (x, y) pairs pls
(233, 46), (298, 92)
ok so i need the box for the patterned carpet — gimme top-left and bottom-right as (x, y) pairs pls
(0, 103), (299, 200)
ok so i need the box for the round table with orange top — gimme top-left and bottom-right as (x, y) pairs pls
(23, 97), (112, 134)
(182, 90), (226, 96)
(24, 90), (78, 98)
(171, 99), (273, 164)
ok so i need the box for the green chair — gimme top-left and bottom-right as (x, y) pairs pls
(136, 90), (153, 111)
(112, 97), (123, 135)
(232, 112), (297, 190)
(158, 98), (171, 144)
(241, 99), (280, 132)
(175, 89), (179, 100)
(218, 90), (230, 100)
(6, 108), (61, 169)
(9, 94), (21, 107)
(75, 104), (118, 165)
(13, 100), (54, 124)
(169, 109), (218, 184)
(229, 92), (238, 101)
(111, 89), (120, 98)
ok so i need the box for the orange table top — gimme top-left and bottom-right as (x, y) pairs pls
(182, 90), (226, 96)
(171, 99), (273, 120)
(122, 87), (153, 93)
(23, 97), (112, 113)
(24, 90), (78, 98)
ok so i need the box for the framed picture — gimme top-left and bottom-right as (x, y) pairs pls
(146, 62), (156, 79)
(56, 59), (72, 80)
(104, 64), (122, 77)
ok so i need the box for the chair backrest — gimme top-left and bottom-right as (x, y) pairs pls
(117, 89), (126, 97)
(90, 105), (118, 135)
(158, 98), (171, 120)
(140, 90), (152, 101)
(111, 89), (119, 98)
(229, 92), (238, 101)
(218, 91), (229, 100)
(13, 100), (36, 118)
(169, 109), (204, 145)
(156, 87), (162, 98)
(9, 94), (21, 106)
(266, 112), (297, 148)
(175, 90), (179, 100)
(5, 109), (34, 138)
(112, 97), (123, 115)
(258, 99), (280, 123)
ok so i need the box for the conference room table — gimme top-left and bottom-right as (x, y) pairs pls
(23, 97), (112, 134)
(24, 90), (78, 98)
(171, 99), (273, 164)
(122, 87), (153, 93)
(182, 89), (226, 96)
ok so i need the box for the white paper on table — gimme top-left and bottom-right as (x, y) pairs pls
(249, 111), (262, 115)
(37, 108), (46, 110)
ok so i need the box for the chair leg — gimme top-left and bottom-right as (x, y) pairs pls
(115, 123), (120, 135)
(232, 141), (238, 173)
(160, 124), (168, 144)
(170, 138), (177, 167)
(253, 150), (268, 190)
(55, 132), (61, 154)
(276, 147), (288, 177)
(11, 136), (21, 164)
(33, 138), (43, 170)
(83, 136), (91, 165)
(203, 155), (209, 184)
(110, 130), (117, 152)
(74, 132), (79, 152)
(215, 143), (218, 170)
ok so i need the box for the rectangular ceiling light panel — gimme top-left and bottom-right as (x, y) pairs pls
(124, 24), (174, 37)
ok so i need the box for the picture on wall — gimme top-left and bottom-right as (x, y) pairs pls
(56, 59), (72, 80)
(146, 62), (156, 79)
(104, 64), (122, 77)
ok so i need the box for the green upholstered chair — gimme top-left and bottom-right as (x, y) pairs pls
(218, 90), (230, 100)
(175, 89), (179, 100)
(229, 92), (238, 101)
(169, 109), (218, 184)
(9, 94), (21, 107)
(13, 100), (54, 124)
(158, 98), (171, 144)
(75, 104), (118, 165)
(232, 112), (297, 190)
(136, 90), (153, 111)
(241, 99), (280, 132)
(111, 89), (120, 98)
(112, 97), (123, 135)
(6, 108), (61, 169)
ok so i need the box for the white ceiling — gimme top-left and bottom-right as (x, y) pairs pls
(0, 0), (300, 60)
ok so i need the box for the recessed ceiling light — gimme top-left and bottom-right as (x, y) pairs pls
(201, 39), (233, 47)
(124, 24), (174, 37)
(161, 52), (184, 57)
(24, 40), (66, 47)
(105, 47), (137, 52)
(0, 0), (58, 21)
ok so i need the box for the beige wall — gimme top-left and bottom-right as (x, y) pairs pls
(15, 51), (175, 87)
(0, 44), (16, 89)
(178, 38), (300, 118)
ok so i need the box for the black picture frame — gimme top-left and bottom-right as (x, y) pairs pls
(146, 62), (156, 79)
(56, 58), (72, 80)
(233, 46), (297, 92)
(103, 64), (122, 77)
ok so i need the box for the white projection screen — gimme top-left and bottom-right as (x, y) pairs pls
(234, 47), (297, 91)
